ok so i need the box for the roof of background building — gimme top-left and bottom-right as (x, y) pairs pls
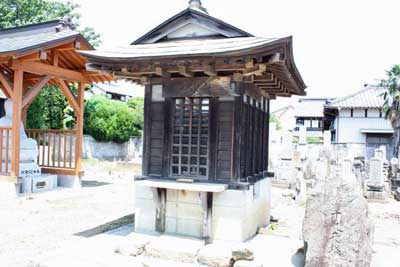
(0, 19), (91, 55)
(295, 98), (328, 118)
(326, 86), (387, 109)
(271, 105), (294, 119)
(91, 82), (143, 97)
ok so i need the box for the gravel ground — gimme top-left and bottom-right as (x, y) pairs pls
(0, 159), (140, 267)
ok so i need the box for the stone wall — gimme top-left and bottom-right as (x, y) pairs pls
(82, 135), (142, 162)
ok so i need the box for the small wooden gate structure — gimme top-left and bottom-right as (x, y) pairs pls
(0, 19), (112, 182)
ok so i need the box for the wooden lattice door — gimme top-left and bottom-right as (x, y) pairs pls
(171, 98), (210, 178)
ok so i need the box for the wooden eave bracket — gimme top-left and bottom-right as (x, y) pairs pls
(0, 71), (14, 98)
(243, 64), (267, 77)
(22, 75), (52, 108)
(56, 79), (81, 115)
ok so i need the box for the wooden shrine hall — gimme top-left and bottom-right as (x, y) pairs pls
(0, 18), (111, 190)
(80, 0), (306, 241)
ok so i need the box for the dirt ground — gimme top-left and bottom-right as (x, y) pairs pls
(0, 161), (399, 267)
(0, 159), (140, 267)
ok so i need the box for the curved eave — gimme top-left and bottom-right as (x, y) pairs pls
(79, 37), (306, 96)
(80, 37), (286, 62)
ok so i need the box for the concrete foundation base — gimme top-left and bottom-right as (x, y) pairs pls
(21, 174), (58, 194)
(58, 174), (81, 189)
(134, 178), (271, 242)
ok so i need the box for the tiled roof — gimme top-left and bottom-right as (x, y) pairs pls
(326, 86), (387, 109)
(79, 37), (279, 60)
(0, 20), (85, 55)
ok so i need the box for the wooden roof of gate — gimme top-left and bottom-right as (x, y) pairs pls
(0, 19), (113, 95)
(79, 2), (307, 98)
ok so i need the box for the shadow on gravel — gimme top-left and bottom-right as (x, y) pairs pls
(74, 213), (135, 237)
(81, 180), (112, 187)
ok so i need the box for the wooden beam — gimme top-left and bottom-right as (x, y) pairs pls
(245, 58), (254, 69)
(178, 65), (193, 77)
(155, 67), (171, 78)
(75, 82), (85, 173)
(232, 72), (243, 82)
(204, 64), (217, 77)
(22, 76), (51, 108)
(52, 41), (81, 52)
(268, 52), (284, 64)
(11, 69), (23, 178)
(0, 71), (14, 98)
(243, 64), (267, 77)
(56, 79), (81, 114)
(17, 51), (47, 62)
(52, 51), (59, 66)
(12, 60), (86, 82)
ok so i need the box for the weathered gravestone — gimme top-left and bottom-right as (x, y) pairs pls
(323, 131), (331, 147)
(298, 125), (307, 145)
(365, 157), (387, 200)
(303, 162), (374, 267)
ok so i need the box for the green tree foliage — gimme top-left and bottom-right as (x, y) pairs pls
(381, 64), (400, 157)
(84, 96), (142, 143)
(0, 0), (101, 47)
(382, 65), (400, 123)
(127, 97), (144, 136)
(26, 86), (68, 129)
(269, 113), (282, 130)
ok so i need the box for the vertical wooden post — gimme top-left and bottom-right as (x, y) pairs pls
(265, 99), (270, 171)
(142, 85), (152, 176)
(11, 69), (23, 178)
(208, 98), (218, 180)
(75, 82), (85, 173)
(21, 107), (28, 127)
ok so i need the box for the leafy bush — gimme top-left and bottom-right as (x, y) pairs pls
(84, 96), (142, 143)
(127, 97), (144, 136)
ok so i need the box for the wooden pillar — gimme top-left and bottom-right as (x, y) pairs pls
(142, 85), (152, 176)
(21, 107), (28, 127)
(11, 69), (23, 178)
(75, 82), (85, 173)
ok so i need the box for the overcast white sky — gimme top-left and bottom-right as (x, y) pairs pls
(62, 0), (400, 108)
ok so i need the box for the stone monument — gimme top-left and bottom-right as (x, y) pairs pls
(0, 99), (57, 194)
(364, 157), (387, 200)
(323, 130), (331, 147)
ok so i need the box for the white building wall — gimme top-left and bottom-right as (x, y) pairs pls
(335, 108), (392, 143)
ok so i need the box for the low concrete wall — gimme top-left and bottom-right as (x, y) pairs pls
(82, 135), (142, 162)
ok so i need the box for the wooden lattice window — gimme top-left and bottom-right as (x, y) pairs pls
(171, 98), (210, 178)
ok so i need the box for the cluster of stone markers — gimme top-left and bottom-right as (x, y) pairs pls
(270, 125), (400, 202)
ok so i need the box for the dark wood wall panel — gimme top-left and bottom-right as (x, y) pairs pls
(215, 101), (233, 181)
(149, 102), (165, 175)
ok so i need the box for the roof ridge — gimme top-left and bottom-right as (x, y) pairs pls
(131, 7), (253, 45)
(326, 86), (387, 109)
(0, 20), (61, 34)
